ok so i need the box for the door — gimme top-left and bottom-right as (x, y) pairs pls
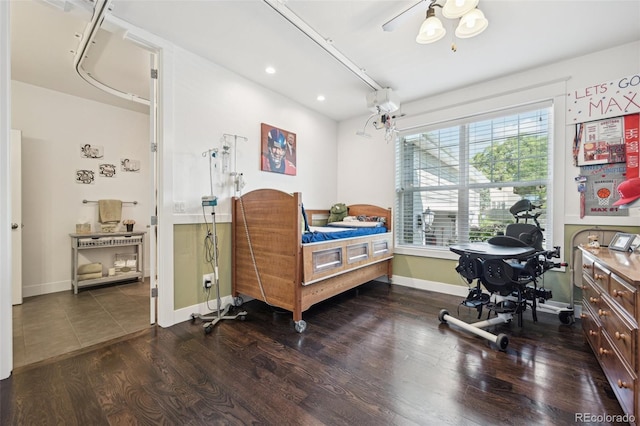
(11, 129), (22, 305)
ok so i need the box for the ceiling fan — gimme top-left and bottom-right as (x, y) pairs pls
(382, 0), (488, 45)
(382, 0), (432, 32)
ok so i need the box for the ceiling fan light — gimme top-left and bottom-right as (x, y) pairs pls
(442, 0), (479, 19)
(416, 16), (446, 44)
(455, 8), (488, 38)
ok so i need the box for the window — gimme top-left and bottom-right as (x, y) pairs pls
(395, 103), (553, 252)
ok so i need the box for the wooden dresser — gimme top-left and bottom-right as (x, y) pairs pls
(580, 246), (640, 422)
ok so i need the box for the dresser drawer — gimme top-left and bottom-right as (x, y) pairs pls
(598, 333), (637, 419)
(582, 277), (604, 312)
(582, 254), (595, 280)
(611, 272), (638, 319)
(581, 304), (601, 352)
(592, 262), (610, 291)
(598, 296), (637, 369)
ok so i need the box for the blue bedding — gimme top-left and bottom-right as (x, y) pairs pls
(302, 226), (388, 243)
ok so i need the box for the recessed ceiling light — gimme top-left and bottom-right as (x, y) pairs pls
(265, 66), (276, 74)
(317, 95), (326, 101)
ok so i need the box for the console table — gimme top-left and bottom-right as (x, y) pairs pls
(70, 231), (145, 294)
(579, 246), (640, 422)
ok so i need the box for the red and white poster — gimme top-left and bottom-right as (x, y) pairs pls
(624, 113), (639, 178)
(580, 163), (628, 216)
(576, 114), (640, 168)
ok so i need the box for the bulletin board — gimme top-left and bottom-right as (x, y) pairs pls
(574, 114), (639, 169)
(569, 73), (640, 218)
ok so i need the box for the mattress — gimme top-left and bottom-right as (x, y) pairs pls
(302, 225), (388, 243)
(326, 220), (383, 228)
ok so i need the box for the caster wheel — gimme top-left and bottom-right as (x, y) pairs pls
(438, 309), (449, 324)
(294, 320), (307, 333)
(238, 315), (246, 321)
(496, 333), (509, 351)
(559, 311), (574, 325)
(204, 325), (213, 334)
(233, 296), (244, 307)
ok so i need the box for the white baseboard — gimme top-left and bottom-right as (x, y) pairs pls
(173, 294), (238, 324)
(22, 275), (151, 299)
(391, 275), (470, 297)
(391, 275), (582, 317)
(22, 280), (70, 298)
(170, 279), (581, 327)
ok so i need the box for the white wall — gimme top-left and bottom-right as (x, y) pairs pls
(337, 41), (640, 234)
(150, 44), (341, 326)
(11, 81), (150, 296)
(168, 46), (339, 224)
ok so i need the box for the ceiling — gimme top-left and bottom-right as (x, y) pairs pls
(10, 0), (640, 121)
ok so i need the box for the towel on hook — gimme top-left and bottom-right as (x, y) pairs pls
(98, 199), (122, 223)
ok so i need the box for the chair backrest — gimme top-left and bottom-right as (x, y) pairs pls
(505, 222), (544, 251)
(456, 253), (483, 282)
(481, 258), (517, 295)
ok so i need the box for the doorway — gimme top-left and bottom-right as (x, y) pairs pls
(9, 1), (159, 368)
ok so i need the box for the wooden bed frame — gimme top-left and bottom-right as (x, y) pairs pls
(231, 189), (393, 332)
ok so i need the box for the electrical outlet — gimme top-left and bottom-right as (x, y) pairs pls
(173, 201), (186, 213)
(202, 273), (213, 289)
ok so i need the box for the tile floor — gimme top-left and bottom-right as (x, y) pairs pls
(12, 279), (151, 368)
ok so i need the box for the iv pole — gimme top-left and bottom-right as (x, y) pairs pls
(191, 142), (247, 334)
(221, 133), (248, 196)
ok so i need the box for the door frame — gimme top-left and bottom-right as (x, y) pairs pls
(11, 129), (22, 305)
(1, 0), (13, 380)
(110, 16), (176, 329)
(0, 5), (175, 379)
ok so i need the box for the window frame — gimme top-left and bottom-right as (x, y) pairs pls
(394, 99), (561, 260)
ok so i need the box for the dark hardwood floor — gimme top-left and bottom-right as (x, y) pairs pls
(0, 282), (624, 425)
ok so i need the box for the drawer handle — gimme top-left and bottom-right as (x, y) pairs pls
(615, 331), (628, 341)
(589, 297), (600, 304)
(589, 330), (598, 336)
(599, 347), (611, 356)
(583, 264), (593, 270)
(617, 379), (630, 389)
(595, 274), (605, 281)
(580, 313), (587, 319)
(598, 309), (608, 317)
(612, 289), (625, 298)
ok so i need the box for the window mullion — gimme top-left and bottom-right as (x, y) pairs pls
(458, 124), (469, 243)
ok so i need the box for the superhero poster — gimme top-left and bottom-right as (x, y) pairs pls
(260, 123), (297, 176)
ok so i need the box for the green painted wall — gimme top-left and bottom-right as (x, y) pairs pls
(393, 224), (640, 305)
(173, 223), (639, 310)
(174, 223), (232, 310)
(392, 255), (460, 285)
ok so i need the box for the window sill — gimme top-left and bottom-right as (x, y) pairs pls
(394, 245), (459, 260)
(395, 244), (567, 272)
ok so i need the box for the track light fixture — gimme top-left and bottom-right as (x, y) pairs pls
(416, 0), (488, 45)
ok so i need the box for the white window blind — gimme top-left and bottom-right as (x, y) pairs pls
(395, 103), (553, 251)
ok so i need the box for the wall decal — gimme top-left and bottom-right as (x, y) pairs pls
(75, 169), (95, 184)
(80, 144), (104, 159)
(99, 163), (117, 177)
(121, 158), (140, 172)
